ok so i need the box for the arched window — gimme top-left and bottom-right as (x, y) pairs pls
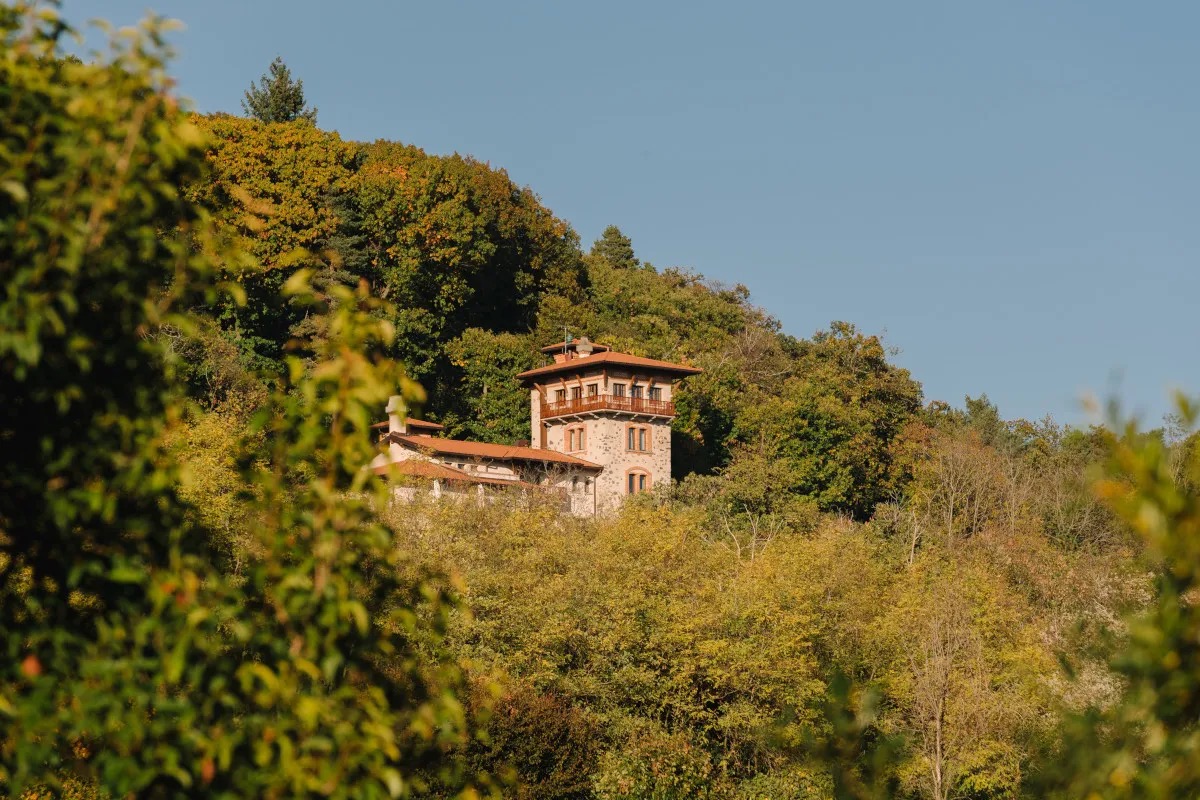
(626, 469), (651, 495)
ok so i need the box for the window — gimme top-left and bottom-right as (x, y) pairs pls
(626, 470), (651, 495)
(566, 424), (586, 452)
(587, 383), (598, 397)
(650, 387), (662, 401)
(555, 389), (565, 402)
(631, 384), (643, 399)
(612, 383), (626, 397)
(571, 386), (582, 400)
(572, 476), (578, 491)
(626, 424), (651, 452)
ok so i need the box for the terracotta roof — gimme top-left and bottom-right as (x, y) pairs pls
(370, 417), (444, 431)
(373, 458), (533, 488)
(388, 433), (602, 469)
(516, 350), (703, 381)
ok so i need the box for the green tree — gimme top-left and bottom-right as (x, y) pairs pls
(729, 323), (923, 518)
(590, 225), (639, 269)
(442, 329), (540, 443)
(1040, 396), (1200, 798)
(0, 9), (472, 796)
(242, 56), (317, 123)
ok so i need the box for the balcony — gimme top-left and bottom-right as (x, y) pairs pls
(541, 393), (675, 420)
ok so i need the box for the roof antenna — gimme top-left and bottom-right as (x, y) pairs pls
(563, 326), (572, 358)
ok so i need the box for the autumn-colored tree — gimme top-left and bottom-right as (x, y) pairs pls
(355, 141), (584, 386)
(183, 114), (360, 366)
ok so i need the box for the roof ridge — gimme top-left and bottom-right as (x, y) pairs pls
(389, 433), (602, 469)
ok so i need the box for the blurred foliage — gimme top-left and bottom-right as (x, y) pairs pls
(1034, 395), (1200, 798)
(0, 5), (479, 797)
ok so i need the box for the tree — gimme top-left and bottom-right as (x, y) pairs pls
(728, 323), (923, 518)
(590, 225), (639, 269)
(355, 141), (584, 387)
(242, 56), (317, 123)
(185, 114), (360, 367)
(0, 9), (472, 796)
(442, 329), (540, 444)
(1040, 396), (1200, 798)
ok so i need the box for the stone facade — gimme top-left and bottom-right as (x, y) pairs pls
(541, 414), (671, 513)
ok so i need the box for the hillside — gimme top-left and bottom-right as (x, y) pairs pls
(5, 11), (1200, 798)
(167, 117), (1161, 797)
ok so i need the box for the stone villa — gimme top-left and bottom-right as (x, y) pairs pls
(370, 337), (702, 516)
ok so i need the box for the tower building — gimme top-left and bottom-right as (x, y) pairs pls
(516, 337), (702, 513)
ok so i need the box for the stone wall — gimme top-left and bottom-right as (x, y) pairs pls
(546, 415), (670, 513)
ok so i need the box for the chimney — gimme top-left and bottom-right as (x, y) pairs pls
(576, 336), (594, 357)
(386, 395), (406, 435)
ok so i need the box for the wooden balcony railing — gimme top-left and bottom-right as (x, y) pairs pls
(542, 394), (675, 420)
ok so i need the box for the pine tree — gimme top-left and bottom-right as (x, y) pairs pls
(590, 224), (639, 269)
(242, 56), (317, 123)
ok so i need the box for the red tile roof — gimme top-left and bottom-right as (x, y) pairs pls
(388, 433), (602, 469)
(516, 350), (703, 381)
(373, 458), (534, 487)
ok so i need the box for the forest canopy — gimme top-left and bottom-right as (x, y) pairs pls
(3, 5), (1200, 799)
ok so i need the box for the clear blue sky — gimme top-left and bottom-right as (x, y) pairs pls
(65, 1), (1198, 427)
